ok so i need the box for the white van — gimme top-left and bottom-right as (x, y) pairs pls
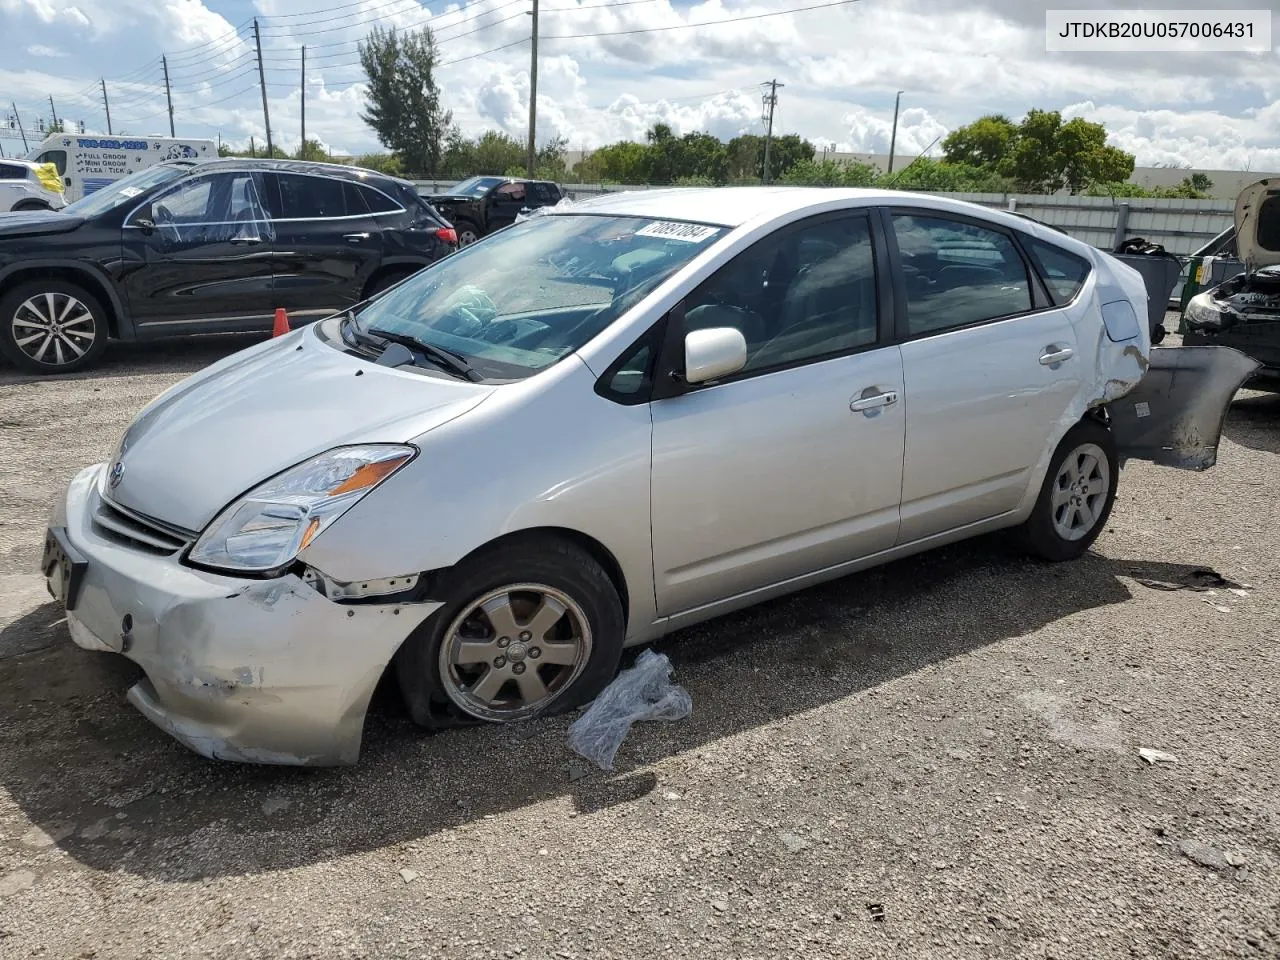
(24, 134), (216, 204)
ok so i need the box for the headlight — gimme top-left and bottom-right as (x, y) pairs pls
(188, 444), (415, 574)
(1184, 292), (1230, 331)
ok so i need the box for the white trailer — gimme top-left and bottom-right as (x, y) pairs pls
(23, 134), (216, 203)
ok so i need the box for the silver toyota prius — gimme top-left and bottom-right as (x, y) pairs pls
(42, 187), (1259, 765)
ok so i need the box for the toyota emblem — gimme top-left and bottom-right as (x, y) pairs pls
(108, 461), (125, 489)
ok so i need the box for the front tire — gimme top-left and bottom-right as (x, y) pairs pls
(454, 220), (481, 246)
(395, 535), (625, 727)
(1017, 418), (1118, 562)
(0, 280), (109, 374)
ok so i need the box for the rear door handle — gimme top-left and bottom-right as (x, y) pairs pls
(229, 236), (262, 245)
(850, 389), (899, 413)
(1039, 346), (1074, 366)
(344, 232), (370, 243)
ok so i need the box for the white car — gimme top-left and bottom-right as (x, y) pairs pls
(0, 158), (66, 212)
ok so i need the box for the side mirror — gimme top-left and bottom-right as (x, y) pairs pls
(134, 218), (155, 234)
(684, 327), (747, 384)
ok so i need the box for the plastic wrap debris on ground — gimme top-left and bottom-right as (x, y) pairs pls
(567, 649), (692, 772)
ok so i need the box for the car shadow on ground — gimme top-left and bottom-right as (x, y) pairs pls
(1224, 390), (1280, 455)
(0, 333), (269, 387)
(0, 537), (1216, 883)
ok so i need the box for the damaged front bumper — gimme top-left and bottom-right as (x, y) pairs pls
(46, 464), (440, 766)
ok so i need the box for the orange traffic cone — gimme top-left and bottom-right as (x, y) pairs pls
(272, 307), (290, 337)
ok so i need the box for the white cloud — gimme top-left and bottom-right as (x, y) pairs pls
(4, 0), (1280, 176)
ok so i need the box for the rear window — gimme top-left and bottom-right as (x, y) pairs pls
(1024, 236), (1091, 304)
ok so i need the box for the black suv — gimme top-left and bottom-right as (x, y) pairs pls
(428, 176), (563, 245)
(0, 158), (457, 374)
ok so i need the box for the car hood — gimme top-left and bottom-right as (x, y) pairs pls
(1233, 178), (1280, 273)
(0, 210), (83, 237)
(106, 327), (495, 532)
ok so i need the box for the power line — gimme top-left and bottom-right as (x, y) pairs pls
(259, 0), (526, 38)
(543, 0), (862, 39)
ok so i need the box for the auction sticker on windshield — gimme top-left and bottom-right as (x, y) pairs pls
(635, 221), (721, 243)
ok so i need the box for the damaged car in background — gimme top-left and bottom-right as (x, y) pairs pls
(1183, 177), (1280, 391)
(42, 186), (1259, 766)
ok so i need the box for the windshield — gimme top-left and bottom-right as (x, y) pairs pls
(447, 176), (505, 198)
(62, 163), (191, 218)
(352, 214), (726, 380)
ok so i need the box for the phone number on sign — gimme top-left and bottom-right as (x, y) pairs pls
(1046, 10), (1272, 52)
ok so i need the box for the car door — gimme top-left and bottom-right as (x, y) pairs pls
(649, 210), (905, 616)
(486, 181), (529, 232)
(121, 169), (276, 331)
(264, 172), (384, 320)
(887, 209), (1081, 544)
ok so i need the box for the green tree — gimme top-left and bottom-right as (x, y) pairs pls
(942, 114), (1017, 168)
(354, 152), (405, 176)
(469, 130), (525, 174)
(724, 133), (814, 182)
(358, 24), (452, 177)
(577, 140), (648, 183)
(781, 158), (877, 187)
(295, 138), (328, 162)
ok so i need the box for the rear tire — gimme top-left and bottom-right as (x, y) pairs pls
(0, 279), (109, 374)
(395, 535), (625, 728)
(1016, 418), (1118, 562)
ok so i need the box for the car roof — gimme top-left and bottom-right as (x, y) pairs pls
(189, 157), (408, 188)
(553, 185), (1099, 254)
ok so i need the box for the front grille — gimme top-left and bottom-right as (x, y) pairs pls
(91, 494), (192, 555)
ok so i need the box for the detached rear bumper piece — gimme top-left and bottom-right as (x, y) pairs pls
(1107, 346), (1261, 470)
(49, 464), (440, 766)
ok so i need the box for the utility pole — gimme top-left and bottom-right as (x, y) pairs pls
(11, 101), (28, 151)
(887, 90), (904, 175)
(163, 55), (175, 136)
(48, 95), (59, 133)
(525, 0), (540, 177)
(760, 78), (783, 184)
(250, 135), (256, 158)
(100, 79), (112, 135)
(253, 18), (273, 156)
(300, 45), (306, 158)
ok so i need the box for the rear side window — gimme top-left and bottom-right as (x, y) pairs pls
(273, 173), (358, 219)
(356, 183), (402, 214)
(533, 182), (560, 204)
(1023, 236), (1091, 304)
(891, 214), (1032, 336)
(0, 163), (26, 180)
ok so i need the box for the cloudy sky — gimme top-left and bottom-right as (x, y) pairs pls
(3, 0), (1280, 171)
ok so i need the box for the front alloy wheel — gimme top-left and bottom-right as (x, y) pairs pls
(439, 583), (592, 722)
(0, 280), (108, 374)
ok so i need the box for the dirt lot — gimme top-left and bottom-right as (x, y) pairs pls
(1, 328), (1278, 960)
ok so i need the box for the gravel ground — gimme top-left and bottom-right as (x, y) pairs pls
(0, 324), (1278, 960)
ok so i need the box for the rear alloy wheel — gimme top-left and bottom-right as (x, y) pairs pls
(0, 281), (108, 374)
(1017, 418), (1118, 562)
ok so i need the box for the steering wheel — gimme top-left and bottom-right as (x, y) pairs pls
(436, 285), (499, 337)
(152, 203), (182, 245)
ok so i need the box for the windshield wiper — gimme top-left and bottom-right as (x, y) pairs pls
(366, 326), (484, 382)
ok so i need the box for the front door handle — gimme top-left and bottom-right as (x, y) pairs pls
(344, 232), (370, 243)
(850, 389), (899, 413)
(229, 236), (262, 245)
(1039, 345), (1074, 366)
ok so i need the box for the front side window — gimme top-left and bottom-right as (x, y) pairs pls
(681, 214), (879, 375)
(1024, 236), (1091, 305)
(892, 214), (1032, 335)
(450, 176), (505, 198)
(35, 150), (66, 175)
(146, 172), (268, 245)
(351, 214), (726, 381)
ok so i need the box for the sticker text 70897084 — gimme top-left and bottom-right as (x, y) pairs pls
(634, 221), (721, 243)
